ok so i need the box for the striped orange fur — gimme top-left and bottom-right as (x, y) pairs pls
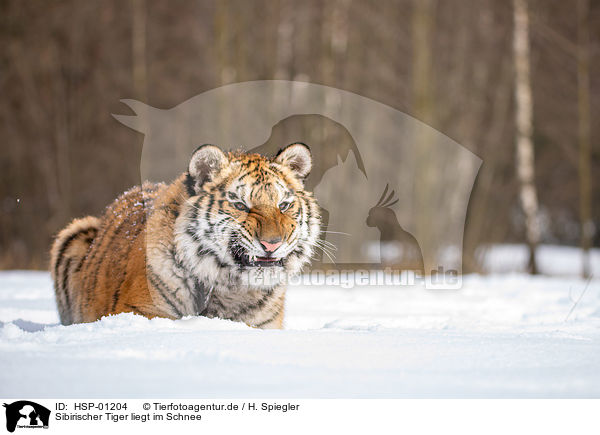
(50, 144), (321, 328)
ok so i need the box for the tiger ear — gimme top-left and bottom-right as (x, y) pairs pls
(275, 143), (312, 179)
(188, 144), (228, 186)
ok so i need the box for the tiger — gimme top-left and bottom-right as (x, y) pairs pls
(50, 143), (321, 329)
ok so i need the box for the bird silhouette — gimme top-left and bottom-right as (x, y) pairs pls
(366, 184), (424, 273)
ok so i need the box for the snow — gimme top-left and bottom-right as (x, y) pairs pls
(1, 247), (599, 398)
(478, 243), (600, 276)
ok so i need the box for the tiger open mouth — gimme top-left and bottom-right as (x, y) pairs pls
(234, 251), (284, 268)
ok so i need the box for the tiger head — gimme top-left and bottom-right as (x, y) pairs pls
(178, 143), (321, 289)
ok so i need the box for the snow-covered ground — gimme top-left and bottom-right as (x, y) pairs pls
(478, 243), (600, 276)
(1, 245), (599, 398)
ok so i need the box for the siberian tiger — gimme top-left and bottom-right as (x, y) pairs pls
(50, 143), (321, 329)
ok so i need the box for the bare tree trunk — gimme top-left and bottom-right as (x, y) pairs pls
(233, 4), (247, 83)
(412, 0), (436, 273)
(132, 0), (147, 102)
(275, 0), (294, 81)
(271, 0), (294, 112)
(325, 0), (352, 255)
(577, 0), (593, 279)
(512, 0), (539, 274)
(52, 42), (72, 229)
(214, 1), (233, 144)
(321, 0), (350, 86)
(412, 0), (435, 126)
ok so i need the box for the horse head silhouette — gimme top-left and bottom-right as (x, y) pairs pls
(250, 114), (367, 192)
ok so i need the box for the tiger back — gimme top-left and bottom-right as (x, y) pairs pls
(50, 144), (321, 328)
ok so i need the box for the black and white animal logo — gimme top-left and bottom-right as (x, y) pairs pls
(3, 401), (50, 432)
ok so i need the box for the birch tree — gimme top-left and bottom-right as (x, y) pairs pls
(512, 0), (540, 274)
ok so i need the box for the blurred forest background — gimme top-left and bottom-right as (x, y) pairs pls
(0, 0), (598, 274)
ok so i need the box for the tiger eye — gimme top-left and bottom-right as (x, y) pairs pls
(233, 201), (249, 212)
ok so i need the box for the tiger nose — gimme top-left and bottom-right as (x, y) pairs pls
(260, 238), (282, 253)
